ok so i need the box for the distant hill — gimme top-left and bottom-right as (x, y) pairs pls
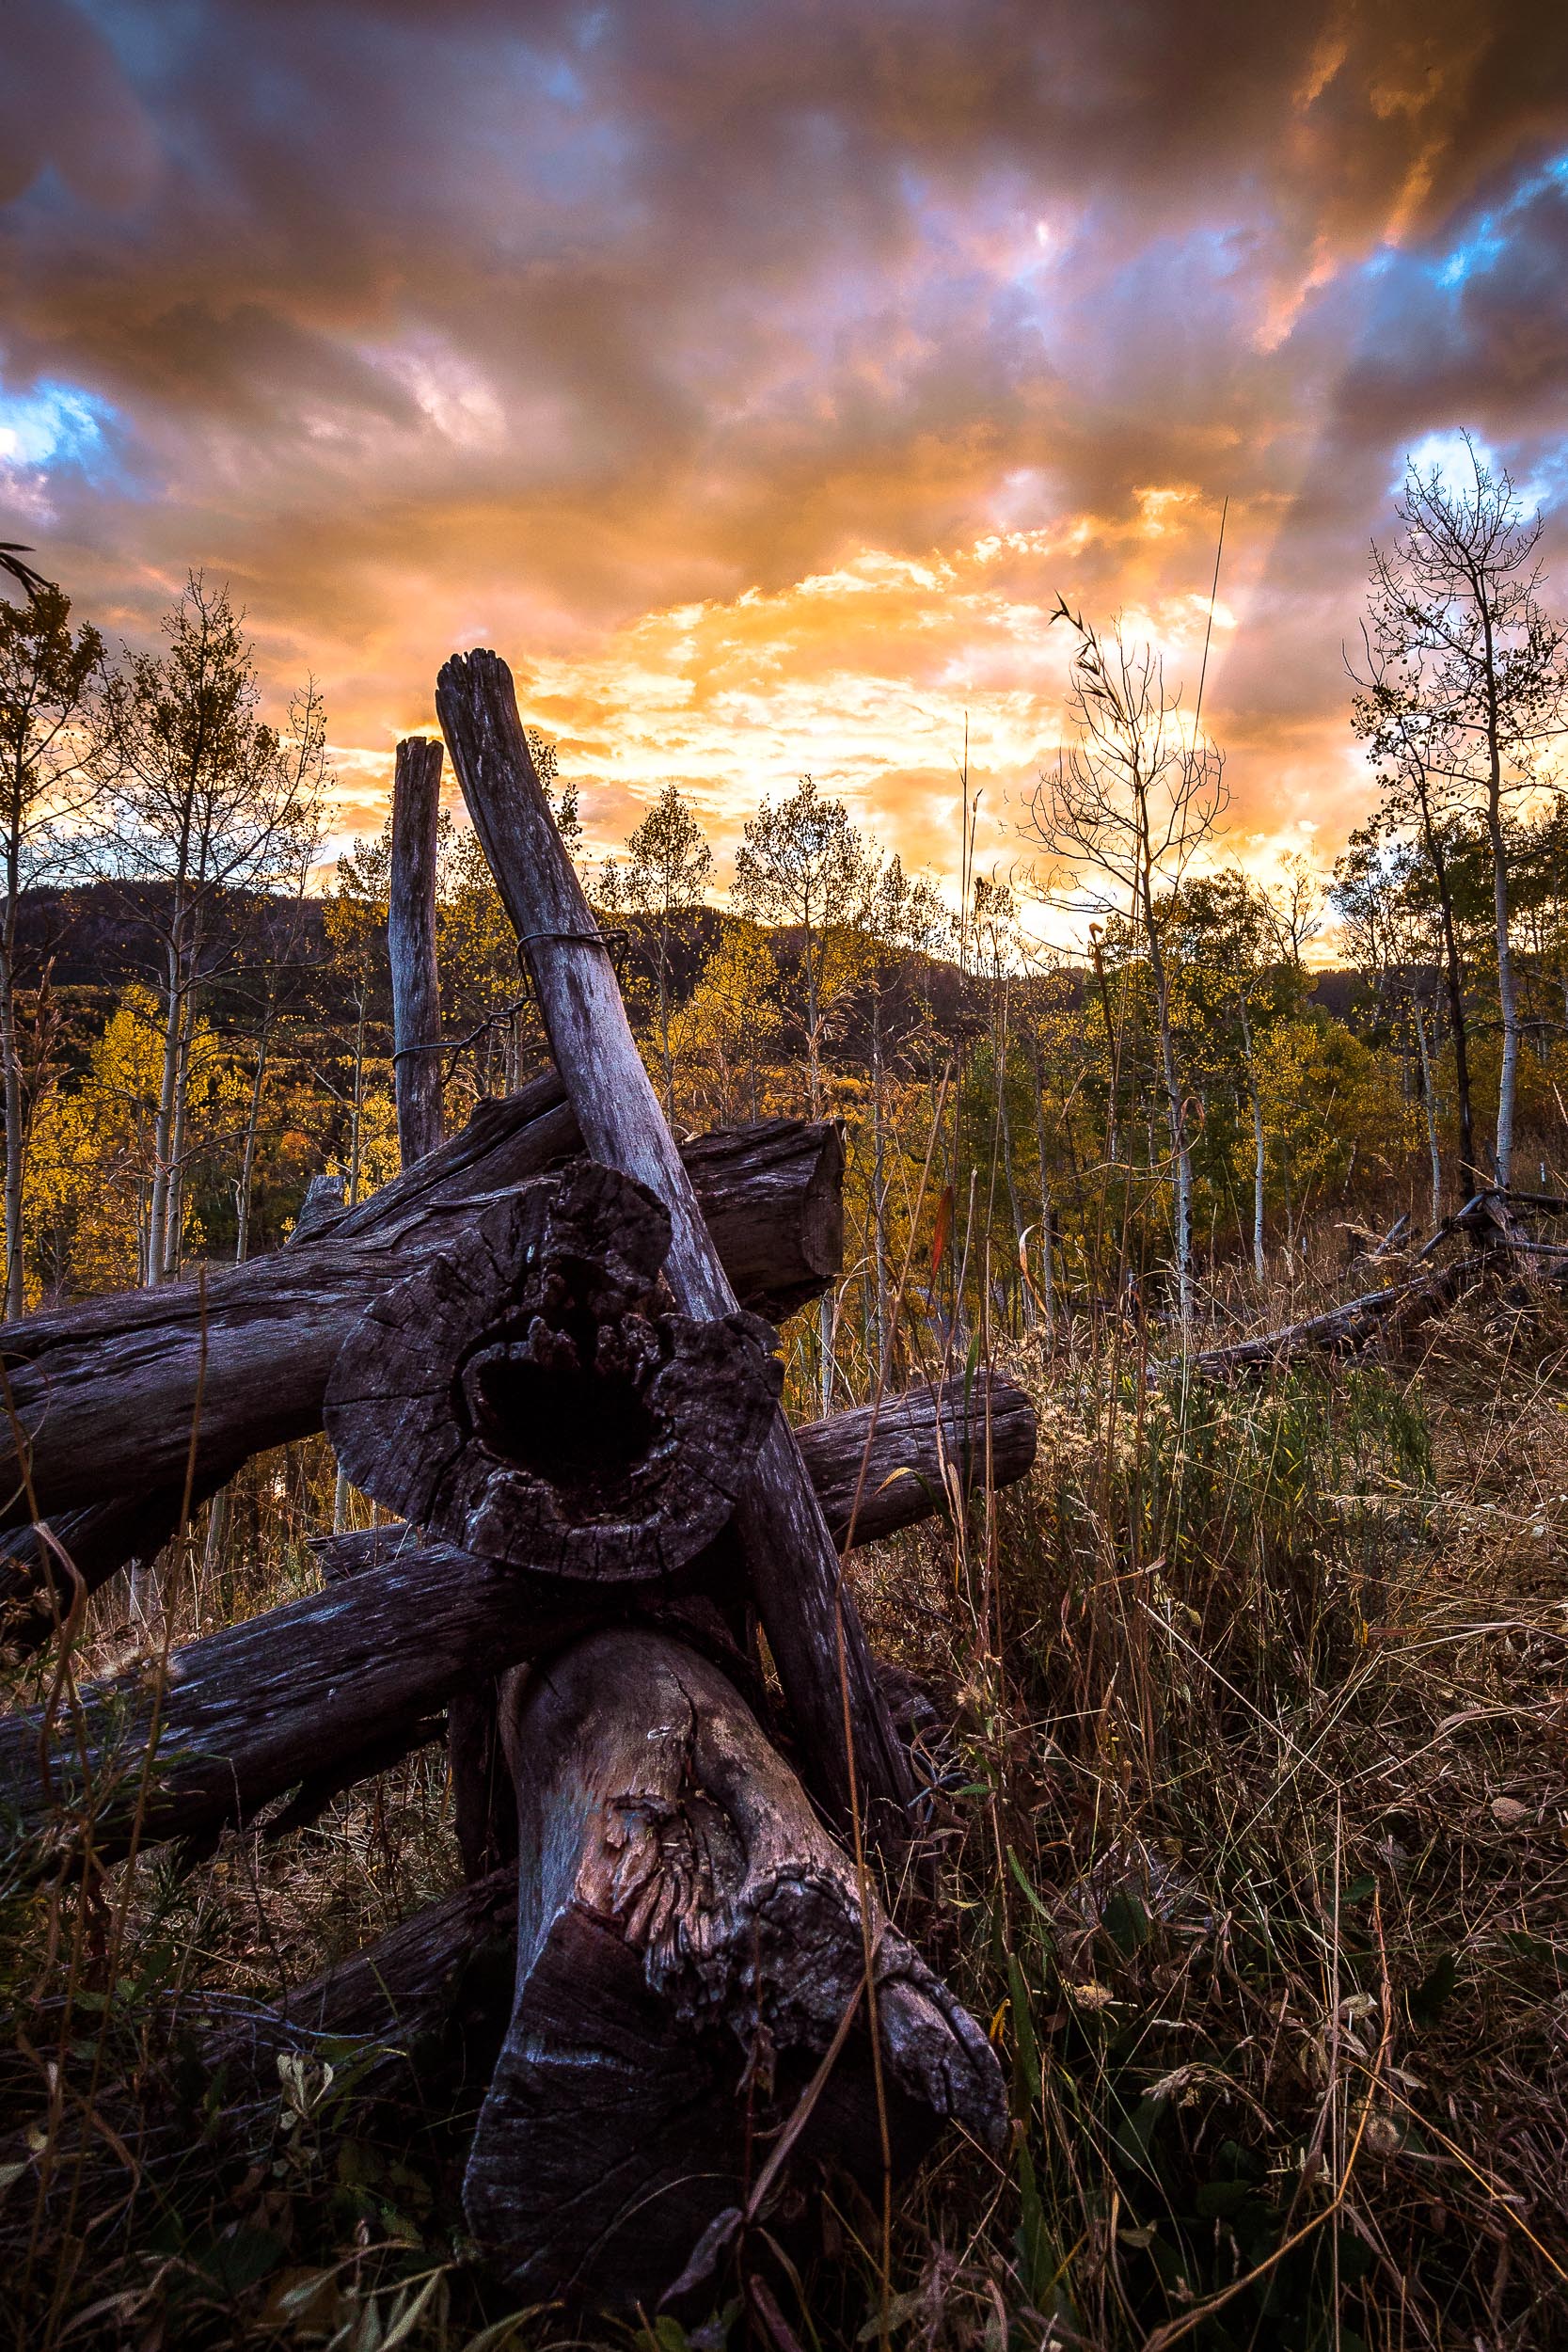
(12, 881), (1368, 1071)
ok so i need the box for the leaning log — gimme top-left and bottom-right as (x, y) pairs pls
(463, 1629), (1006, 2308)
(325, 1162), (778, 1579)
(0, 1093), (844, 1642)
(437, 648), (912, 1835)
(1194, 1185), (1568, 1380)
(0, 1373), (1035, 1870)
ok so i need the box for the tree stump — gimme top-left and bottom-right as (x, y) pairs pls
(463, 1628), (1006, 2310)
(325, 1161), (781, 1580)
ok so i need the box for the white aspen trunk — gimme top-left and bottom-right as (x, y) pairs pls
(1145, 914), (1192, 1328)
(1490, 805), (1518, 1185)
(1239, 995), (1266, 1281)
(1411, 993), (1443, 1231)
(1031, 1029), (1054, 1340)
(234, 1013), (270, 1265)
(0, 834), (25, 1318)
(804, 911), (832, 1412)
(1251, 1087), (1266, 1281)
(160, 993), (195, 1282)
(871, 1012), (888, 1374)
(148, 938), (184, 1285)
(1481, 617), (1519, 1186)
(657, 922), (675, 1120)
(334, 989), (369, 1535)
(993, 980), (1032, 1330)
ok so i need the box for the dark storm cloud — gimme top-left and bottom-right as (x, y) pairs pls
(2, 0), (1567, 867)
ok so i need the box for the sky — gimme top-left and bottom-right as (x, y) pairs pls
(3, 0), (1568, 909)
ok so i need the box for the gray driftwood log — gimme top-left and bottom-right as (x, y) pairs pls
(437, 648), (912, 1835)
(0, 1090), (844, 1643)
(463, 1629), (1006, 2309)
(0, 1373), (1034, 1868)
(325, 1162), (779, 1579)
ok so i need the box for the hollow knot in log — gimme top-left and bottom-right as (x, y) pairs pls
(325, 1162), (782, 1581)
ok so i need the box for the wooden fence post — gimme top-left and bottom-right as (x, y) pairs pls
(389, 736), (446, 1168)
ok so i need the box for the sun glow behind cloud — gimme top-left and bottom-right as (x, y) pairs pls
(2, 0), (1567, 924)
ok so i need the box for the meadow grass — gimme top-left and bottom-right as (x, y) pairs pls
(3, 1265), (1567, 2352)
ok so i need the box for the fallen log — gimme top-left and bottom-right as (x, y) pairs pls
(325, 1162), (779, 1579)
(437, 648), (911, 1835)
(0, 1096), (843, 1643)
(199, 1864), (522, 2107)
(0, 1373), (1035, 1867)
(1194, 1184), (1563, 1377)
(321, 1364), (1037, 1580)
(1195, 1262), (1472, 1375)
(462, 1629), (1006, 2308)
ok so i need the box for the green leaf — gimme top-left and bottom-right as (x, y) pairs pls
(1007, 1846), (1055, 1930)
(196, 2226), (287, 2295)
(856, 2290), (924, 2341)
(1196, 2179), (1254, 2218)
(1341, 1874), (1377, 1905)
(1008, 1948), (1039, 2117)
(1503, 1930), (1557, 1962)
(1101, 1889), (1150, 1957)
(1408, 1951), (1457, 2026)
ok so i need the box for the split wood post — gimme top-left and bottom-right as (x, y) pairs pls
(436, 650), (915, 1839)
(388, 737), (446, 1168)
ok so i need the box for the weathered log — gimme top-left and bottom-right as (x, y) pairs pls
(321, 1366), (1037, 1581)
(789, 1365), (1037, 1548)
(463, 1630), (1006, 2309)
(198, 1864), (522, 2108)
(437, 648), (912, 1834)
(0, 1374), (1035, 1869)
(325, 1162), (779, 1579)
(0, 1542), (594, 1867)
(389, 737), (446, 1168)
(1194, 1262), (1472, 1375)
(0, 1096), (843, 1643)
(192, 1673), (974, 2126)
(1196, 1184), (1568, 1380)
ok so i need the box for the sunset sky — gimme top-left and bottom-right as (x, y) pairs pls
(4, 1), (1567, 909)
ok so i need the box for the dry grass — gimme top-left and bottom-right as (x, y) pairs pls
(4, 1278), (1568, 2350)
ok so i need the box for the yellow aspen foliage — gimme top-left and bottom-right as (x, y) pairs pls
(669, 922), (781, 1129)
(1250, 1017), (1413, 1215)
(24, 988), (242, 1300)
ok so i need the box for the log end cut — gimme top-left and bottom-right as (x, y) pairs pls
(463, 1631), (1005, 2310)
(325, 1163), (783, 1581)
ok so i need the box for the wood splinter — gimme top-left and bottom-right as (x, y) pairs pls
(325, 1159), (781, 1580)
(464, 1628), (1006, 2310)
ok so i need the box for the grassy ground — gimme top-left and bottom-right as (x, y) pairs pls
(4, 1276), (1568, 2351)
